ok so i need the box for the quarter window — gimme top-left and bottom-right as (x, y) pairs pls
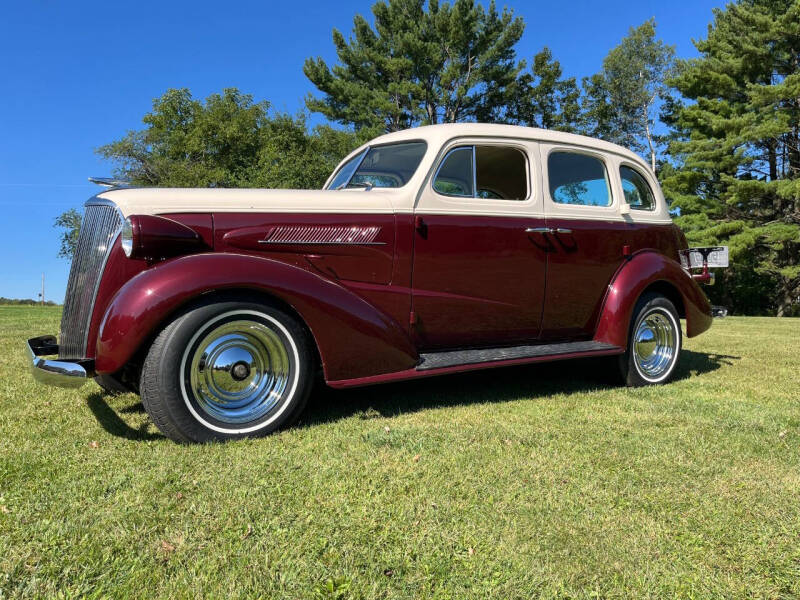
(433, 145), (528, 200)
(620, 166), (656, 211)
(548, 152), (612, 207)
(433, 147), (474, 197)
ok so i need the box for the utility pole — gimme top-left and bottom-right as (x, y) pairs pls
(41, 272), (44, 306)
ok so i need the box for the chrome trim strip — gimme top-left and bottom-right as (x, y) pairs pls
(257, 240), (386, 246)
(81, 230), (120, 352)
(27, 336), (91, 389)
(86, 195), (126, 211)
(258, 224), (385, 245)
(472, 145), (477, 198)
(88, 176), (133, 189)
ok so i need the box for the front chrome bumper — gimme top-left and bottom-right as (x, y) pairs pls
(27, 335), (94, 389)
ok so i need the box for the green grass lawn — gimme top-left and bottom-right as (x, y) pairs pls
(1, 306), (799, 599)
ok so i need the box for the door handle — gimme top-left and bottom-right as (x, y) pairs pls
(524, 227), (573, 235)
(415, 215), (427, 238)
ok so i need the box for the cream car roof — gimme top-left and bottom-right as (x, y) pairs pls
(100, 124), (668, 223)
(336, 123), (653, 176)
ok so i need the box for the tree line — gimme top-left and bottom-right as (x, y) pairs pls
(57, 0), (800, 316)
(0, 298), (60, 307)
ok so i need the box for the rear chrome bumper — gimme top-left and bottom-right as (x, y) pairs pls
(27, 335), (94, 389)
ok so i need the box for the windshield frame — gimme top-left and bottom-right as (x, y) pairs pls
(325, 140), (428, 190)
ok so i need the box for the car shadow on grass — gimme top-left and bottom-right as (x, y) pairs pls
(300, 350), (740, 427)
(85, 350), (738, 439)
(86, 392), (162, 441)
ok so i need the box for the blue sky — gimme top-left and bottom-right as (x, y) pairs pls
(0, 0), (723, 302)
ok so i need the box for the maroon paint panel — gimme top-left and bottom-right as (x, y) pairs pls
(163, 213), (215, 249)
(85, 240), (149, 359)
(410, 213), (548, 350)
(327, 345), (624, 388)
(94, 253), (419, 381)
(214, 213), (396, 285)
(84, 214), (214, 359)
(540, 219), (681, 339)
(593, 250), (712, 348)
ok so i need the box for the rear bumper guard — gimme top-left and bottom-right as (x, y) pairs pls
(680, 246), (729, 286)
(27, 335), (94, 389)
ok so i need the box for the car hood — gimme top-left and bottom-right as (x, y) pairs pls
(97, 187), (401, 218)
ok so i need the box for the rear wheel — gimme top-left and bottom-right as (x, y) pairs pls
(618, 293), (682, 387)
(140, 299), (314, 443)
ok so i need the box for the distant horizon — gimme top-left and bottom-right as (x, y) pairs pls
(1, 0), (724, 301)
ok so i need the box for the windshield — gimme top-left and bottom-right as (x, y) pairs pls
(326, 141), (427, 190)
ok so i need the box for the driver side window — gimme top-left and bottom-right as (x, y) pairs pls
(433, 145), (528, 200)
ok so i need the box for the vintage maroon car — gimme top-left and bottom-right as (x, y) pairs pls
(28, 124), (726, 442)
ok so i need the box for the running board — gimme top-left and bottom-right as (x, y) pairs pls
(417, 341), (622, 371)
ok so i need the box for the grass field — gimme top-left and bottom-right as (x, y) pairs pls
(1, 306), (799, 599)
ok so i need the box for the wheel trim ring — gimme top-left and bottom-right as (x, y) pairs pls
(189, 322), (290, 424)
(179, 310), (300, 434)
(632, 308), (679, 382)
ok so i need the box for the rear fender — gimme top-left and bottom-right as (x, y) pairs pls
(95, 253), (418, 381)
(594, 251), (712, 348)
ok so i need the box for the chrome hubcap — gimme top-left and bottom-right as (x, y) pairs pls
(188, 319), (291, 424)
(633, 310), (677, 380)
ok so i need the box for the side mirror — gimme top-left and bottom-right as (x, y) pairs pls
(619, 202), (631, 216)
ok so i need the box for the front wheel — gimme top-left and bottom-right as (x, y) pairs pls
(618, 293), (682, 387)
(140, 299), (314, 443)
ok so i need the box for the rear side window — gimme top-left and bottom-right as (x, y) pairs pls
(620, 166), (656, 211)
(548, 152), (612, 207)
(434, 145), (528, 200)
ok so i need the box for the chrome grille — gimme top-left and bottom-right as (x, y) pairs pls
(59, 202), (122, 359)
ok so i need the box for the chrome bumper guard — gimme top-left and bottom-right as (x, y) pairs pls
(680, 246), (729, 286)
(27, 335), (94, 389)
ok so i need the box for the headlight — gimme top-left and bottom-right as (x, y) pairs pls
(119, 214), (204, 260)
(121, 218), (134, 257)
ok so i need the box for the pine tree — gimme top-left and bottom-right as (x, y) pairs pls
(510, 47), (581, 132)
(664, 0), (800, 316)
(303, 0), (524, 131)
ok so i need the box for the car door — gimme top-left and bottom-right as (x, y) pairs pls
(410, 140), (548, 350)
(539, 145), (630, 340)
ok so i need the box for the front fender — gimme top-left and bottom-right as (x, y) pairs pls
(95, 253), (418, 381)
(594, 251), (712, 348)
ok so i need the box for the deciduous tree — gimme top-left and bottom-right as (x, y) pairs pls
(96, 88), (367, 189)
(55, 88), (370, 257)
(583, 19), (675, 171)
(54, 208), (82, 259)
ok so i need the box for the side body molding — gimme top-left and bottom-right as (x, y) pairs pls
(594, 251), (713, 348)
(95, 253), (418, 381)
